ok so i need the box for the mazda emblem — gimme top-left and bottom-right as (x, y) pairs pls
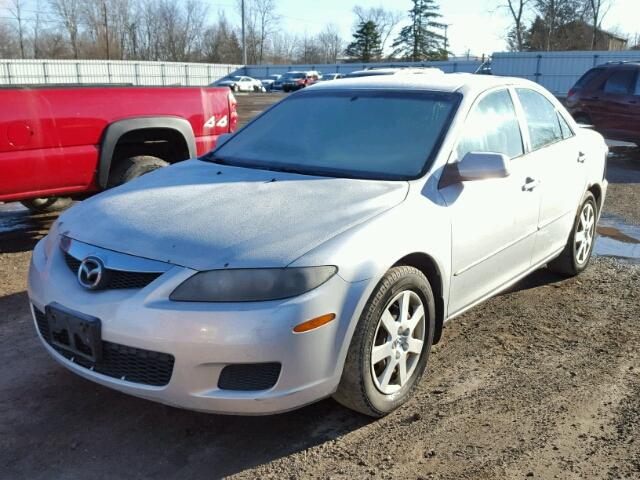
(77, 257), (106, 290)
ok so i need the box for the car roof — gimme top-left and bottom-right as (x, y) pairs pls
(597, 61), (640, 69)
(308, 72), (542, 96)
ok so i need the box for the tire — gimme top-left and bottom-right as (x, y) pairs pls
(232, 84), (239, 93)
(20, 197), (72, 213)
(548, 192), (597, 276)
(107, 155), (169, 187)
(333, 266), (436, 417)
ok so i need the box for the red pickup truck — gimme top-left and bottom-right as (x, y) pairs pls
(0, 86), (237, 212)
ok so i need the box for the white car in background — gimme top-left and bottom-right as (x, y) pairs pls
(29, 73), (607, 417)
(215, 75), (265, 92)
(260, 74), (282, 91)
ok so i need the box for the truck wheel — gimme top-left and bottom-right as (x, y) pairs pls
(21, 197), (72, 213)
(333, 266), (435, 417)
(108, 155), (169, 187)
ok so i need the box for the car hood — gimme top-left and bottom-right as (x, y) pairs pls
(58, 160), (408, 271)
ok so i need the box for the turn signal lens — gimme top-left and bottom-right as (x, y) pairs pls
(293, 313), (336, 333)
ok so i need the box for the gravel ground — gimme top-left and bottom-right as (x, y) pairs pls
(1, 94), (639, 479)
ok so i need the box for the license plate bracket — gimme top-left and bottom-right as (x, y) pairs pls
(46, 302), (102, 362)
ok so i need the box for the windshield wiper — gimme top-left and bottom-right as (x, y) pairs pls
(201, 152), (232, 165)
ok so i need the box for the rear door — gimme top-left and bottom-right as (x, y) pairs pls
(592, 69), (637, 139)
(441, 88), (540, 315)
(514, 88), (587, 263)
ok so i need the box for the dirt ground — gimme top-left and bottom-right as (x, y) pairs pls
(1, 94), (639, 480)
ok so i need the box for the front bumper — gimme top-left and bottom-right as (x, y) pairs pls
(28, 238), (370, 414)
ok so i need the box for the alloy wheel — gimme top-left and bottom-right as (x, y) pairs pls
(370, 290), (425, 395)
(575, 202), (595, 265)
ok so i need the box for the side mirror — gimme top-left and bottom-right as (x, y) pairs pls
(216, 133), (233, 149)
(457, 152), (510, 181)
(440, 152), (510, 188)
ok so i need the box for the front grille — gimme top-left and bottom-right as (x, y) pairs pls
(218, 363), (281, 391)
(34, 307), (174, 387)
(64, 252), (162, 290)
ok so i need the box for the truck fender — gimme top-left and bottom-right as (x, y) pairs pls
(98, 117), (197, 189)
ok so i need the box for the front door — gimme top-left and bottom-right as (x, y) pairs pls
(440, 88), (540, 316)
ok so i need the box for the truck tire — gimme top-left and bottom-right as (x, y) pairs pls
(21, 197), (72, 213)
(108, 155), (169, 187)
(333, 266), (435, 417)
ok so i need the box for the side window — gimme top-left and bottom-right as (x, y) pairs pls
(516, 88), (563, 150)
(456, 89), (524, 160)
(603, 70), (636, 95)
(557, 112), (574, 139)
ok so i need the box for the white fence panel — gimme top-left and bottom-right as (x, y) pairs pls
(0, 59), (242, 86)
(492, 51), (640, 96)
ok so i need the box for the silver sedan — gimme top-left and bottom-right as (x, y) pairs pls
(28, 73), (607, 416)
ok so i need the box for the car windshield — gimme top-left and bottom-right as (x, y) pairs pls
(283, 73), (305, 79)
(208, 89), (459, 180)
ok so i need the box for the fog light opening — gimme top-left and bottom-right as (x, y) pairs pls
(293, 313), (336, 333)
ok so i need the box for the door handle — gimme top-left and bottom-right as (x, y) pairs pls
(522, 177), (540, 191)
(577, 151), (586, 163)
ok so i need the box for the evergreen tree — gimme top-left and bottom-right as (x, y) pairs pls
(392, 0), (445, 61)
(345, 20), (383, 62)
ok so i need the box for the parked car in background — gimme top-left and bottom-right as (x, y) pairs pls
(0, 86), (237, 212)
(320, 73), (345, 81)
(260, 74), (282, 91)
(215, 76), (265, 93)
(281, 71), (321, 92)
(344, 67), (444, 78)
(29, 74), (607, 417)
(566, 61), (640, 146)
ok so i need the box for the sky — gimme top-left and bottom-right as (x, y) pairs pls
(217, 0), (640, 57)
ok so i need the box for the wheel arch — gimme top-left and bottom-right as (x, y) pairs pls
(392, 252), (446, 345)
(587, 182), (603, 213)
(98, 117), (196, 189)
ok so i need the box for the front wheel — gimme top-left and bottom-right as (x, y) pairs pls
(548, 192), (597, 276)
(333, 266), (435, 417)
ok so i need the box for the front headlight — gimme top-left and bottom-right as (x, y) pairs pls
(169, 266), (337, 302)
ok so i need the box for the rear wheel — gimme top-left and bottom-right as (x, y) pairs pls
(548, 192), (597, 276)
(20, 197), (72, 213)
(107, 155), (169, 187)
(333, 266), (435, 417)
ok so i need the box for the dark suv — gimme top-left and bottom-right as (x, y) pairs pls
(566, 62), (640, 145)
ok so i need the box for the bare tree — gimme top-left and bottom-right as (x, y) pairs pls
(352, 5), (402, 53)
(316, 23), (343, 63)
(504, 0), (530, 51)
(49, 0), (82, 58)
(254, 0), (279, 64)
(7, 0), (26, 58)
(586, 0), (613, 49)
